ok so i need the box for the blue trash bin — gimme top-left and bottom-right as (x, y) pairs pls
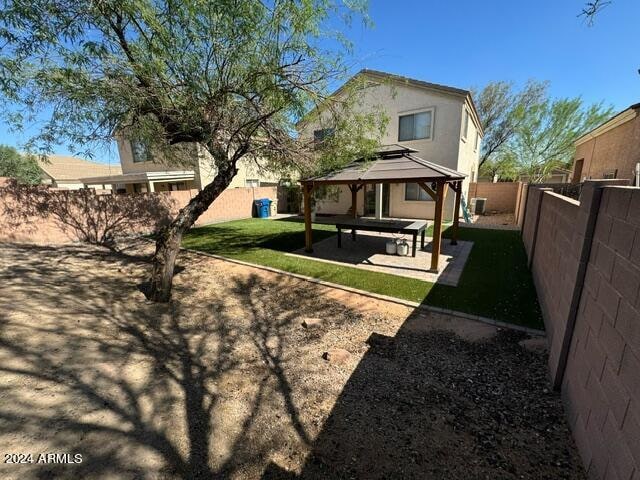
(254, 198), (272, 218)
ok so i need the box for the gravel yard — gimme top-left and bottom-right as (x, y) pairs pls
(0, 240), (584, 479)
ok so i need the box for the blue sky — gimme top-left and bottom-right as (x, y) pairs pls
(1, 0), (638, 164)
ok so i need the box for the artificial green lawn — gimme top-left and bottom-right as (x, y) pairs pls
(182, 218), (543, 329)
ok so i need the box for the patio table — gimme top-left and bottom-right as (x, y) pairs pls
(335, 218), (429, 257)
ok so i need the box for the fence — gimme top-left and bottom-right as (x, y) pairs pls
(0, 178), (276, 245)
(522, 180), (640, 479)
(468, 181), (523, 213)
(531, 182), (584, 200)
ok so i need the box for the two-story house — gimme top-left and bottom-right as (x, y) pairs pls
(82, 139), (280, 193)
(299, 69), (483, 221)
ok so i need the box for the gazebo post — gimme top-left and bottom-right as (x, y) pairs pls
(303, 182), (314, 252)
(451, 181), (462, 245)
(430, 180), (448, 272)
(349, 184), (358, 218)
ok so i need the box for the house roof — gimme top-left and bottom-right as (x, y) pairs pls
(360, 69), (470, 98)
(574, 102), (640, 146)
(301, 144), (465, 185)
(298, 69), (484, 136)
(38, 155), (122, 182)
(81, 170), (195, 185)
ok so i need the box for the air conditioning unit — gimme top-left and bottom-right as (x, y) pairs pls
(472, 197), (487, 215)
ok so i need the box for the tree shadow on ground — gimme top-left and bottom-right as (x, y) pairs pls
(0, 240), (575, 480)
(262, 310), (585, 480)
(0, 242), (362, 479)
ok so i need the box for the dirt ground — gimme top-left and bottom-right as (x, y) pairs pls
(471, 213), (517, 229)
(0, 239), (585, 479)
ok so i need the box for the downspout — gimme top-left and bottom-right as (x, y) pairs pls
(635, 162), (640, 187)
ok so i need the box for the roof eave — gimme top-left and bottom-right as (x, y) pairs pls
(574, 104), (639, 146)
(80, 170), (195, 185)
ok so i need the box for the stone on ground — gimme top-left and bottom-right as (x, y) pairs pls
(322, 348), (351, 365)
(301, 317), (323, 329)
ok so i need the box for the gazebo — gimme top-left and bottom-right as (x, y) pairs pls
(300, 145), (466, 273)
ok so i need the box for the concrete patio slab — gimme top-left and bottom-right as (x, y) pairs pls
(288, 231), (473, 286)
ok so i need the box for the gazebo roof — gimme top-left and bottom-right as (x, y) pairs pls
(301, 144), (466, 185)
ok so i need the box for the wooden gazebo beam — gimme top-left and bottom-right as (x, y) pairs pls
(430, 180), (449, 273)
(450, 181), (462, 245)
(417, 182), (437, 201)
(347, 183), (363, 218)
(301, 177), (464, 187)
(303, 183), (315, 252)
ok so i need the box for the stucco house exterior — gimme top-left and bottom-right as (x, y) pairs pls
(298, 69), (483, 221)
(571, 102), (640, 185)
(38, 155), (122, 190)
(82, 139), (280, 193)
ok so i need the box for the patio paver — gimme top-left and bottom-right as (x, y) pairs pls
(288, 231), (473, 286)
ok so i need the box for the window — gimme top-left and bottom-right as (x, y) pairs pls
(398, 110), (433, 141)
(313, 128), (334, 144)
(474, 132), (479, 152)
(316, 185), (340, 202)
(471, 169), (476, 182)
(245, 179), (260, 188)
(131, 141), (150, 163)
(133, 183), (148, 193)
(603, 170), (618, 179)
(461, 110), (470, 140)
(405, 183), (431, 201)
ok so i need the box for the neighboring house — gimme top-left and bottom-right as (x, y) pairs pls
(82, 139), (280, 193)
(38, 155), (122, 190)
(518, 168), (571, 184)
(298, 69), (483, 221)
(571, 102), (640, 185)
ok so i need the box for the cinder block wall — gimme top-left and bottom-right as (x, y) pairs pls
(515, 183), (529, 228)
(561, 187), (640, 480)
(523, 182), (640, 479)
(530, 192), (582, 381)
(468, 182), (521, 213)
(521, 187), (549, 258)
(0, 179), (277, 244)
(168, 186), (277, 226)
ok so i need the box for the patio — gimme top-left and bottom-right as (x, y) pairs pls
(289, 230), (473, 286)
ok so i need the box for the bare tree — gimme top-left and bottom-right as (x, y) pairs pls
(580, 0), (612, 25)
(474, 80), (547, 167)
(0, 0), (384, 302)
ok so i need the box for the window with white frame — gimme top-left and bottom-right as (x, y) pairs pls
(462, 110), (470, 141)
(245, 179), (260, 187)
(131, 141), (150, 163)
(398, 110), (433, 141)
(474, 131), (479, 151)
(404, 183), (432, 201)
(313, 128), (334, 143)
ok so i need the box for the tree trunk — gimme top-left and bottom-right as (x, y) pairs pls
(147, 165), (237, 302)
